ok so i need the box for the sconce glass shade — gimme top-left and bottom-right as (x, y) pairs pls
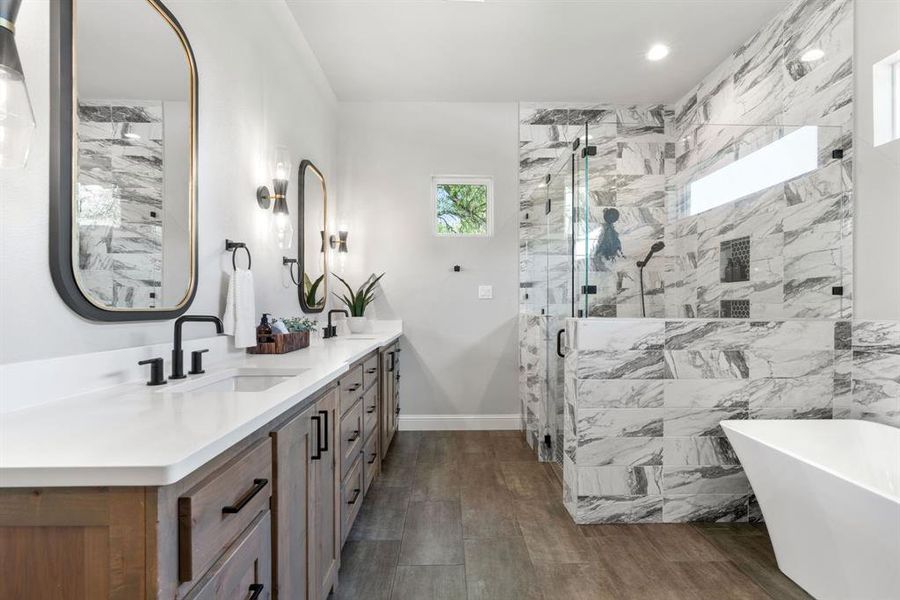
(271, 196), (293, 250)
(337, 230), (349, 253)
(273, 146), (292, 184)
(0, 17), (36, 170)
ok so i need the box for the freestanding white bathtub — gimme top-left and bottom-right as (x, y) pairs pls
(722, 419), (900, 600)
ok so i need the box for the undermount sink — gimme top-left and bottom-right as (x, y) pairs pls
(163, 368), (307, 394)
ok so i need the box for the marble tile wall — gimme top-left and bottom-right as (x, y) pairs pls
(519, 103), (675, 320)
(668, 0), (854, 319)
(519, 0), (855, 323)
(519, 313), (550, 458)
(519, 0), (856, 473)
(76, 100), (165, 308)
(563, 318), (900, 524)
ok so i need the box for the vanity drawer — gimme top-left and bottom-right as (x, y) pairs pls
(363, 433), (378, 494)
(340, 365), (364, 415)
(362, 354), (379, 391)
(362, 383), (378, 439)
(178, 438), (272, 583)
(341, 456), (364, 545)
(340, 400), (364, 478)
(185, 510), (272, 600)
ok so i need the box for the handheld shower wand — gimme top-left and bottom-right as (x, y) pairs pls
(637, 241), (665, 317)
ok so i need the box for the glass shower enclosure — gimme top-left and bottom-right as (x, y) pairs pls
(524, 117), (849, 466)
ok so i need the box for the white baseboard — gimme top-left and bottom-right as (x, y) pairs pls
(398, 414), (523, 431)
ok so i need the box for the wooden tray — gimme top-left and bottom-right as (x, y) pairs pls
(247, 331), (310, 354)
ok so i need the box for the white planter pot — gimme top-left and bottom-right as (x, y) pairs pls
(347, 316), (368, 334)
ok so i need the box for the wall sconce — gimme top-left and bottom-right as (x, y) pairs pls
(321, 230), (348, 253)
(256, 146), (293, 250)
(0, 0), (36, 169)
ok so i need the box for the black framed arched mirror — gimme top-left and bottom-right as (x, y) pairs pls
(297, 159), (327, 313)
(49, 0), (198, 321)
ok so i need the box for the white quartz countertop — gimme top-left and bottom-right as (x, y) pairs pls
(0, 326), (401, 488)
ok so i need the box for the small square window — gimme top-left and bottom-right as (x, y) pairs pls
(432, 176), (493, 236)
(873, 49), (900, 146)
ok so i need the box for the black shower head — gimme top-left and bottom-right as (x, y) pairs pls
(637, 241), (666, 268)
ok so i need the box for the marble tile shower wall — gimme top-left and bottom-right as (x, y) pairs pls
(519, 313), (551, 459)
(562, 319), (900, 524)
(77, 100), (165, 308)
(668, 0), (854, 319)
(518, 103), (675, 319)
(519, 0), (855, 322)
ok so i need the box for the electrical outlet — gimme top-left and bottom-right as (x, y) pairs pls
(478, 285), (493, 299)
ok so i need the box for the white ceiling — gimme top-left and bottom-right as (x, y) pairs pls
(286, 0), (790, 103)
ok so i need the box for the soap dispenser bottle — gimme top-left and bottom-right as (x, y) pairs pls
(257, 313), (274, 344)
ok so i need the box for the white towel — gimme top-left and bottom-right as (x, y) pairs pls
(223, 268), (257, 348)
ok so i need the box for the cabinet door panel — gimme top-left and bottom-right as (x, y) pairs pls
(314, 389), (340, 599)
(185, 511), (272, 600)
(380, 348), (396, 454)
(271, 404), (315, 600)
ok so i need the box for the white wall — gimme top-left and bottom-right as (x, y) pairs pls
(0, 0), (339, 363)
(854, 0), (900, 319)
(337, 102), (520, 420)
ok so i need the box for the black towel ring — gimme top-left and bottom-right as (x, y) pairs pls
(225, 239), (251, 270)
(282, 257), (300, 286)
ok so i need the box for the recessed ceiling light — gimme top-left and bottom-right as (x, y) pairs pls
(800, 48), (825, 62)
(646, 44), (670, 62)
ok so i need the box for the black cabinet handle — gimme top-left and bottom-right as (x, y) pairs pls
(347, 430), (360, 443)
(556, 328), (566, 358)
(248, 583), (264, 600)
(367, 452), (378, 464)
(366, 367), (377, 374)
(222, 478), (268, 514)
(388, 351), (395, 372)
(366, 405), (376, 414)
(319, 410), (329, 453)
(310, 415), (322, 460)
(347, 383), (361, 392)
(347, 488), (361, 505)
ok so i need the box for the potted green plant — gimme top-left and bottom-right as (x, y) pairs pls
(333, 272), (384, 333)
(303, 273), (325, 308)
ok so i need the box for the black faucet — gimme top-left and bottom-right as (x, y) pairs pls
(171, 315), (224, 379)
(323, 309), (348, 339)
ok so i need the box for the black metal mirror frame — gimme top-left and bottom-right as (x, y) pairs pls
(48, 0), (199, 321)
(297, 159), (327, 314)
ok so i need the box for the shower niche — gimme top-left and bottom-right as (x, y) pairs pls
(720, 237), (750, 283)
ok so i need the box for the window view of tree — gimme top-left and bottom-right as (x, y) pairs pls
(435, 183), (489, 235)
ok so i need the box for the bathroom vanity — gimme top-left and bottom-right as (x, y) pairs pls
(0, 327), (402, 600)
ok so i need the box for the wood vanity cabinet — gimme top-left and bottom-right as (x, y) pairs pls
(380, 342), (401, 454)
(0, 340), (401, 600)
(270, 386), (340, 600)
(337, 351), (381, 546)
(310, 389), (340, 600)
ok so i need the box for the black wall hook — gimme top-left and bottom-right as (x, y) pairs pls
(453, 265), (462, 272)
(225, 239), (251, 270)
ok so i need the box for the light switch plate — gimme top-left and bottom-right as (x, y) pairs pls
(478, 285), (493, 299)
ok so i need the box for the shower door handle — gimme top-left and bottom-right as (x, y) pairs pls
(556, 329), (566, 358)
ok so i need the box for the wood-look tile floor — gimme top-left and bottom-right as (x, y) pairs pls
(331, 431), (812, 600)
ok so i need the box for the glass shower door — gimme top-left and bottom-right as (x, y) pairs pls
(543, 159), (574, 463)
